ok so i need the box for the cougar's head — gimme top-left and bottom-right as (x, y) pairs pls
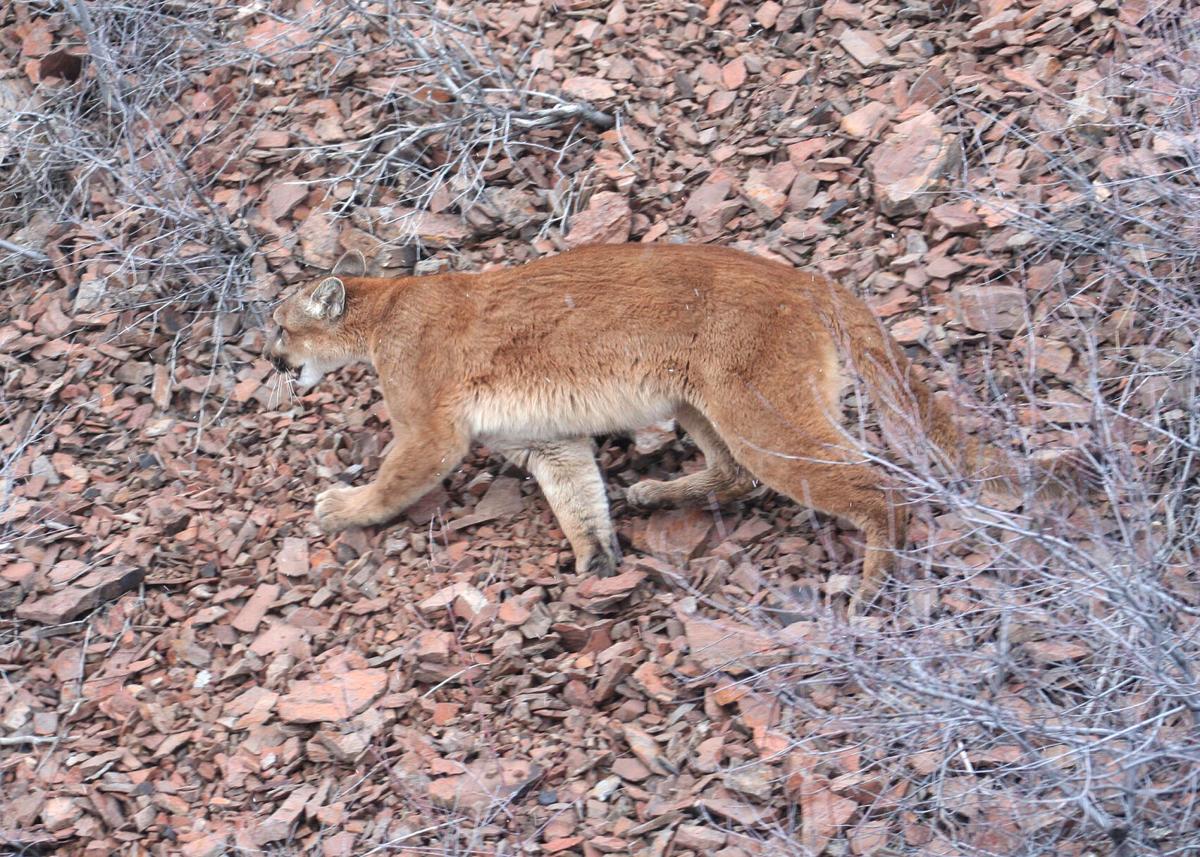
(264, 250), (367, 389)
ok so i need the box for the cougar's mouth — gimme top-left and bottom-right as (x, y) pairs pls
(268, 353), (295, 376)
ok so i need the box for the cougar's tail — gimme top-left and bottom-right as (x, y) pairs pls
(815, 282), (1072, 501)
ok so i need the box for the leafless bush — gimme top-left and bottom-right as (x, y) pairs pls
(701, 12), (1199, 857)
(0, 1), (610, 317)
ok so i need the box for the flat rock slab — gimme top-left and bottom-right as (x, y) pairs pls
(277, 669), (388, 723)
(867, 109), (962, 216)
(16, 566), (144, 624)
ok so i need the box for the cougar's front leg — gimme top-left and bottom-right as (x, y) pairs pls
(501, 439), (618, 577)
(316, 414), (469, 533)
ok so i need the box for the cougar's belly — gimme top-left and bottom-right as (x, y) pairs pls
(466, 381), (676, 445)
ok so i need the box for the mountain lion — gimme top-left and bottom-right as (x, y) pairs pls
(264, 243), (1045, 611)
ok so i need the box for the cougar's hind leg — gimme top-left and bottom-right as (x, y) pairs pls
(501, 438), (618, 577)
(703, 372), (907, 615)
(626, 404), (756, 508)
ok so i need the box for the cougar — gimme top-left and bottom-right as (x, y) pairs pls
(264, 242), (1056, 610)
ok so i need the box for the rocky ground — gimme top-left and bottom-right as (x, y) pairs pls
(1, 1), (1197, 856)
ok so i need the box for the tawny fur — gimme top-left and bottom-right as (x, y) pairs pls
(264, 243), (1010, 610)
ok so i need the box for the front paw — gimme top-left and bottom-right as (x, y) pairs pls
(626, 480), (664, 509)
(315, 485), (377, 533)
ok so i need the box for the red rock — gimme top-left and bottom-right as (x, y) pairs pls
(840, 102), (892, 138)
(755, 1), (783, 28)
(16, 566), (144, 624)
(566, 191), (631, 246)
(867, 110), (962, 216)
(707, 90), (736, 115)
(823, 0), (866, 21)
(576, 570), (646, 611)
(473, 476), (525, 519)
(181, 833), (229, 857)
(890, 316), (929, 344)
(685, 616), (783, 674)
(498, 598), (533, 625)
(684, 168), (736, 234)
(838, 29), (887, 68)
(612, 756), (652, 782)
(797, 773), (858, 854)
(721, 57), (747, 89)
(694, 736), (724, 772)
(850, 819), (890, 855)
(563, 76), (616, 100)
(265, 182), (308, 221)
(428, 759), (537, 814)
(414, 629), (455, 662)
(953, 285), (1026, 333)
(231, 583), (279, 633)
(631, 661), (675, 702)
(743, 169), (788, 222)
(622, 723), (671, 775)
(277, 669), (387, 723)
(675, 824), (727, 850)
(643, 508), (714, 561)
(545, 837), (585, 854)
(277, 537), (309, 577)
(419, 581), (487, 615)
(930, 201), (982, 233)
(41, 797), (82, 832)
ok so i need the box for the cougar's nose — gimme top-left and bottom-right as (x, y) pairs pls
(268, 352), (291, 374)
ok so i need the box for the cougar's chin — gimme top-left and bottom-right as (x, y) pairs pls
(296, 363), (325, 389)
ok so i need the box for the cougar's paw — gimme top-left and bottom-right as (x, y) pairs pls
(625, 480), (665, 509)
(315, 485), (376, 533)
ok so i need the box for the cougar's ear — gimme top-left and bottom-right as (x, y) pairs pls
(332, 250), (367, 278)
(307, 277), (346, 321)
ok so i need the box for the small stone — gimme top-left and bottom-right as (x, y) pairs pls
(562, 76), (616, 100)
(684, 169), (736, 235)
(675, 824), (728, 851)
(694, 736), (724, 772)
(707, 90), (736, 115)
(838, 29), (887, 68)
(867, 110), (962, 217)
(643, 508), (714, 562)
(890, 316), (929, 344)
(277, 537), (309, 577)
(622, 724), (672, 775)
(428, 759), (537, 814)
(929, 201), (982, 232)
(566, 191), (632, 246)
(724, 766), (776, 801)
(685, 617), (784, 674)
(612, 756), (652, 782)
(181, 834), (229, 857)
(823, 0), (866, 21)
(545, 836), (585, 854)
(743, 169), (788, 222)
(953, 285), (1026, 334)
(474, 476), (525, 520)
(755, 0), (783, 28)
(840, 102), (892, 138)
(231, 583), (279, 633)
(721, 57), (746, 89)
(41, 796), (82, 832)
(576, 570), (646, 612)
(419, 582), (487, 615)
(278, 669), (388, 723)
(73, 278), (106, 314)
